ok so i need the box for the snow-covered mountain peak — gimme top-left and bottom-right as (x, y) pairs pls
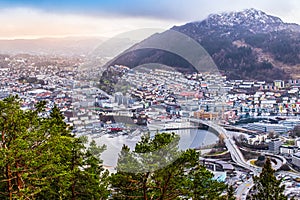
(204, 8), (284, 32)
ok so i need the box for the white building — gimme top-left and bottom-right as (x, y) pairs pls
(279, 119), (300, 130)
(246, 123), (288, 133)
(247, 134), (267, 145)
(269, 139), (283, 154)
(296, 138), (300, 148)
(280, 145), (296, 155)
(292, 152), (300, 167)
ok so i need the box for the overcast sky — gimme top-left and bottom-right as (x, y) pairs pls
(0, 0), (299, 39)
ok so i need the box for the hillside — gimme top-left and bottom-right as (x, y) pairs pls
(112, 9), (300, 81)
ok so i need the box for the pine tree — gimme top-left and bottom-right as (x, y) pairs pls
(226, 185), (235, 200)
(0, 96), (109, 199)
(250, 158), (287, 200)
(191, 165), (227, 199)
(111, 132), (229, 199)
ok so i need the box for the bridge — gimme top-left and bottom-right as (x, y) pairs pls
(220, 124), (258, 134)
(187, 118), (263, 200)
(146, 117), (258, 199)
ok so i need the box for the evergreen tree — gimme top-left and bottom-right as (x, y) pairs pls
(226, 185), (235, 200)
(0, 96), (109, 199)
(111, 132), (229, 199)
(250, 158), (287, 200)
(190, 165), (227, 199)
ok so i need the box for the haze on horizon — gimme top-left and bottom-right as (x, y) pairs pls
(0, 0), (299, 39)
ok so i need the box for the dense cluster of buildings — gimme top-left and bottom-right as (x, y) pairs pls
(107, 65), (300, 173)
(0, 54), (99, 129)
(4, 54), (300, 198)
(3, 54), (300, 150)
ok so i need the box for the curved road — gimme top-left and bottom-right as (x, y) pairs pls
(189, 119), (263, 200)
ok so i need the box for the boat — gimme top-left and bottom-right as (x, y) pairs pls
(108, 123), (125, 132)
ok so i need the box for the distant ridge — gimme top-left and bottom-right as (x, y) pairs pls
(0, 37), (104, 56)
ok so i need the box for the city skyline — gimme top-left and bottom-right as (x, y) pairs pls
(0, 0), (299, 39)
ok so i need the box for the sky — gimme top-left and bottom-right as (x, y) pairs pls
(0, 0), (299, 39)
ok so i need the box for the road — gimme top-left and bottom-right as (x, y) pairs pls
(220, 130), (260, 199)
(189, 119), (262, 200)
(203, 120), (290, 199)
(263, 153), (286, 170)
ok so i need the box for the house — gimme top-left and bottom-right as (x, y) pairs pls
(274, 80), (285, 89)
(247, 134), (267, 145)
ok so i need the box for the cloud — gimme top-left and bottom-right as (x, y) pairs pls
(0, 7), (175, 39)
(0, 0), (299, 38)
(157, 0), (300, 23)
(1, 0), (299, 23)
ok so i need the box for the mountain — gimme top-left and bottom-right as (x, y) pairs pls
(112, 9), (300, 81)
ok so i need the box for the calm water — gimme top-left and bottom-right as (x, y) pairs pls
(89, 129), (218, 168)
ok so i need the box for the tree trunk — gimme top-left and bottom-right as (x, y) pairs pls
(2, 130), (13, 200)
(160, 173), (171, 200)
(143, 172), (150, 200)
(16, 162), (24, 197)
(71, 148), (77, 200)
(6, 164), (13, 200)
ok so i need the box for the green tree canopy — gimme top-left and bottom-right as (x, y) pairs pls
(0, 96), (109, 199)
(111, 132), (230, 200)
(250, 158), (287, 200)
